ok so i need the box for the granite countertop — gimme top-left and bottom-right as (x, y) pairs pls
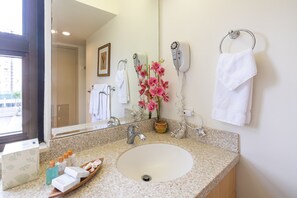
(0, 132), (239, 198)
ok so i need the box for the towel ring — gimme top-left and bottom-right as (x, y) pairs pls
(219, 29), (256, 53)
(117, 59), (127, 70)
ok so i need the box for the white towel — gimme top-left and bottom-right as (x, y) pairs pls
(212, 48), (257, 126)
(89, 84), (110, 122)
(115, 68), (130, 104)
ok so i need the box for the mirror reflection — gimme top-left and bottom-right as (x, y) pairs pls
(51, 0), (158, 135)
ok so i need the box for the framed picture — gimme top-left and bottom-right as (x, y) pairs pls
(97, 43), (111, 76)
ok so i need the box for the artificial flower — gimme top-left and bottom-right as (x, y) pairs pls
(151, 61), (160, 72)
(161, 79), (169, 89)
(140, 70), (147, 78)
(149, 87), (158, 97)
(138, 100), (146, 109)
(156, 86), (164, 97)
(139, 88), (145, 95)
(162, 93), (169, 102)
(147, 100), (158, 112)
(157, 67), (165, 76)
(137, 59), (169, 121)
(148, 77), (158, 87)
(136, 65), (142, 72)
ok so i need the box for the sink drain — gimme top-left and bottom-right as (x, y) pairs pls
(141, 175), (152, 182)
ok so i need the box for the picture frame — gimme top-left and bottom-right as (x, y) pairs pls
(97, 43), (111, 76)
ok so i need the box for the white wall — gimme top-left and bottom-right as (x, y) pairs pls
(86, 0), (158, 121)
(160, 0), (297, 197)
(75, 0), (119, 14)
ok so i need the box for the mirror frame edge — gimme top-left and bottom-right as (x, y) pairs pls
(44, 0), (52, 143)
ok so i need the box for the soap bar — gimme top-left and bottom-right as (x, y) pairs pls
(64, 167), (90, 179)
(83, 159), (102, 172)
(51, 174), (80, 192)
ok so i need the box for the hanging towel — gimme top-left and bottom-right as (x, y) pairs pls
(89, 84), (110, 122)
(212, 48), (257, 126)
(115, 68), (130, 104)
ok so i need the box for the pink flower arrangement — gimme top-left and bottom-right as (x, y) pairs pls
(136, 59), (169, 121)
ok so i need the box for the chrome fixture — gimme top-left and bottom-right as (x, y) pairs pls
(196, 127), (206, 137)
(107, 116), (121, 127)
(219, 29), (256, 53)
(127, 125), (146, 144)
(117, 59), (128, 70)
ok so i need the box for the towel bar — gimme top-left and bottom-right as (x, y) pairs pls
(87, 85), (115, 93)
(219, 29), (256, 53)
(88, 85), (115, 120)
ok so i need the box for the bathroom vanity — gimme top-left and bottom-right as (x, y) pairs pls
(0, 123), (239, 198)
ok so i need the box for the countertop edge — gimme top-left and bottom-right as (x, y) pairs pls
(198, 154), (240, 197)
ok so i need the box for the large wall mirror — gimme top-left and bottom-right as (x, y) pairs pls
(51, 0), (159, 136)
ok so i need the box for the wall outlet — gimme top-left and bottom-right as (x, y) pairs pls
(183, 109), (194, 116)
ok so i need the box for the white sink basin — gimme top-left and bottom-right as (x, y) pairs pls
(117, 143), (193, 182)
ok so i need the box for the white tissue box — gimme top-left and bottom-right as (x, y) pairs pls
(64, 167), (89, 179)
(52, 174), (80, 192)
(2, 138), (39, 190)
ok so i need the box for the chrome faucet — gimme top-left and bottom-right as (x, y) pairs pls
(107, 116), (121, 127)
(127, 125), (146, 144)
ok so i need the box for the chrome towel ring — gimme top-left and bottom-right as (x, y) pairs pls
(219, 29), (256, 53)
(117, 59), (127, 70)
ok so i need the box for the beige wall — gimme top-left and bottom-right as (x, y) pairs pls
(160, 0), (297, 197)
(86, 0), (158, 121)
(77, 45), (86, 124)
(52, 43), (86, 125)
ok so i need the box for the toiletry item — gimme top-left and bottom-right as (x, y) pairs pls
(67, 149), (76, 166)
(63, 152), (70, 167)
(2, 138), (39, 190)
(83, 162), (93, 170)
(83, 159), (102, 172)
(93, 159), (102, 167)
(51, 174), (80, 193)
(46, 160), (59, 185)
(56, 156), (65, 175)
(64, 167), (90, 179)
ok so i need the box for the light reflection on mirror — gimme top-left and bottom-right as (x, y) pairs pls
(51, 0), (158, 136)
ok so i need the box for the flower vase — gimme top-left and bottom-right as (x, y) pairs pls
(154, 120), (168, 133)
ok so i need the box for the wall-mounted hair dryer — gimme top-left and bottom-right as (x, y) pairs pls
(133, 53), (140, 67)
(133, 53), (147, 75)
(170, 41), (190, 139)
(170, 41), (190, 74)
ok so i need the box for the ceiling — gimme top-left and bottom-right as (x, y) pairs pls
(51, 0), (116, 45)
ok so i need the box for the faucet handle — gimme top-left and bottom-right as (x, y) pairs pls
(128, 125), (138, 132)
(138, 133), (146, 141)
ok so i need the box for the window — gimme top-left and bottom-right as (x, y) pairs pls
(0, 0), (22, 35)
(0, 0), (44, 151)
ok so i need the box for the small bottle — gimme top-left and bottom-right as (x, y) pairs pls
(62, 155), (67, 170)
(63, 152), (70, 167)
(56, 156), (65, 175)
(67, 149), (76, 166)
(46, 160), (58, 185)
